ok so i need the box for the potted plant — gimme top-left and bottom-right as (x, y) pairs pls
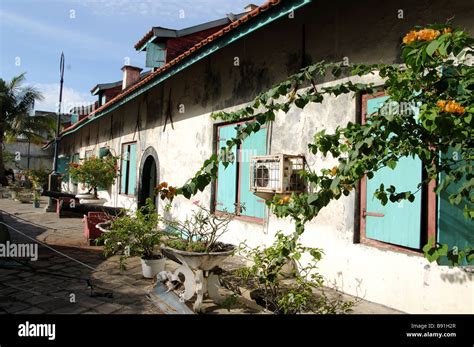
(8, 181), (22, 200)
(97, 199), (165, 278)
(26, 167), (50, 192)
(161, 200), (237, 271)
(68, 156), (118, 204)
(33, 190), (41, 208)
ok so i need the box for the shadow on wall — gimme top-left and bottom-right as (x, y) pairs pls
(439, 267), (474, 285)
(328, 271), (368, 301)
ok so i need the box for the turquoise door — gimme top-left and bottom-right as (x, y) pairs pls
(216, 125), (238, 213)
(120, 147), (128, 194)
(437, 148), (474, 265)
(365, 96), (422, 249)
(128, 143), (137, 195)
(240, 127), (267, 218)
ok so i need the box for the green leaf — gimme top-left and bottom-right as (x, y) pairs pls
(386, 160), (397, 170)
(426, 40), (440, 56)
(295, 97), (309, 109)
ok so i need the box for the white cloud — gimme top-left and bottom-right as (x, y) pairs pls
(74, 0), (266, 22)
(31, 83), (95, 113)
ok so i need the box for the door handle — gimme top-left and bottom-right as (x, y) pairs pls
(362, 208), (384, 218)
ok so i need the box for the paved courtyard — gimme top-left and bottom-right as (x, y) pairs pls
(0, 197), (163, 314)
(0, 197), (402, 315)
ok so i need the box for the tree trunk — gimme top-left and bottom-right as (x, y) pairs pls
(0, 131), (8, 186)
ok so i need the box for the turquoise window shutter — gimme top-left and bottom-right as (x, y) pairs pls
(240, 127), (267, 218)
(146, 42), (166, 68)
(437, 148), (474, 265)
(120, 146), (128, 194)
(57, 156), (70, 181)
(128, 143), (138, 196)
(216, 125), (238, 213)
(365, 96), (422, 249)
(99, 147), (110, 158)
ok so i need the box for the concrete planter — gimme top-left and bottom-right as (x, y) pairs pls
(161, 244), (235, 271)
(76, 193), (106, 205)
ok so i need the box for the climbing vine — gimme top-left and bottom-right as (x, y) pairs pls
(157, 24), (473, 266)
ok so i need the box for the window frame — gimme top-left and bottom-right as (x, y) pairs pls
(85, 149), (94, 159)
(213, 120), (268, 223)
(358, 92), (437, 255)
(120, 141), (137, 197)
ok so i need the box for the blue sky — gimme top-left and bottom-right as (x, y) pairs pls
(0, 0), (265, 112)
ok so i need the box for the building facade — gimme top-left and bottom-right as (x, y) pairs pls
(57, 0), (473, 313)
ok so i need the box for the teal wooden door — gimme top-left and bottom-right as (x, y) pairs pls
(128, 143), (137, 196)
(216, 125), (238, 213)
(437, 149), (474, 265)
(57, 156), (70, 175)
(120, 146), (128, 194)
(365, 96), (422, 249)
(240, 127), (267, 218)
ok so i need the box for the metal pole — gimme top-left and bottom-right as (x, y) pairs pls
(45, 53), (65, 212)
(27, 140), (31, 169)
(52, 52), (65, 174)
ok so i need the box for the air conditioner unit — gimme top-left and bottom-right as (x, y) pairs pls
(250, 154), (306, 199)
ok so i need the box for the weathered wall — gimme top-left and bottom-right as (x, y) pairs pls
(4, 140), (53, 172)
(59, 0), (474, 313)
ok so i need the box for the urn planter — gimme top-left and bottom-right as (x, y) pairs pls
(160, 244), (235, 312)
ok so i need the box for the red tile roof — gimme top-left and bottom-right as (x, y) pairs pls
(61, 0), (282, 136)
(135, 28), (155, 50)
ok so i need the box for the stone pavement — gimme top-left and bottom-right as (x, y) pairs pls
(0, 197), (402, 315)
(0, 197), (163, 314)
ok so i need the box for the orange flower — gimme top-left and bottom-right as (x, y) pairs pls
(282, 196), (290, 203)
(443, 27), (452, 34)
(159, 182), (168, 189)
(436, 100), (447, 108)
(168, 186), (177, 194)
(417, 29), (440, 41)
(330, 166), (338, 176)
(403, 30), (418, 44)
(441, 100), (465, 115)
(278, 199), (284, 205)
(403, 28), (441, 44)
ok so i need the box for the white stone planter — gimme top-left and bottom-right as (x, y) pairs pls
(162, 244), (235, 271)
(141, 257), (166, 279)
(76, 193), (106, 205)
(160, 244), (235, 312)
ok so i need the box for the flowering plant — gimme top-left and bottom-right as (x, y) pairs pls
(97, 199), (163, 270)
(26, 167), (50, 190)
(154, 181), (178, 201)
(163, 201), (236, 253)
(68, 156), (118, 198)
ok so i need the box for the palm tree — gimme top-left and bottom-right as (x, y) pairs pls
(0, 73), (55, 185)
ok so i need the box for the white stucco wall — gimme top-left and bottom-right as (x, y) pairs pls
(58, 0), (474, 313)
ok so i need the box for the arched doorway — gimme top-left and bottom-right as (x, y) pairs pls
(138, 147), (159, 208)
